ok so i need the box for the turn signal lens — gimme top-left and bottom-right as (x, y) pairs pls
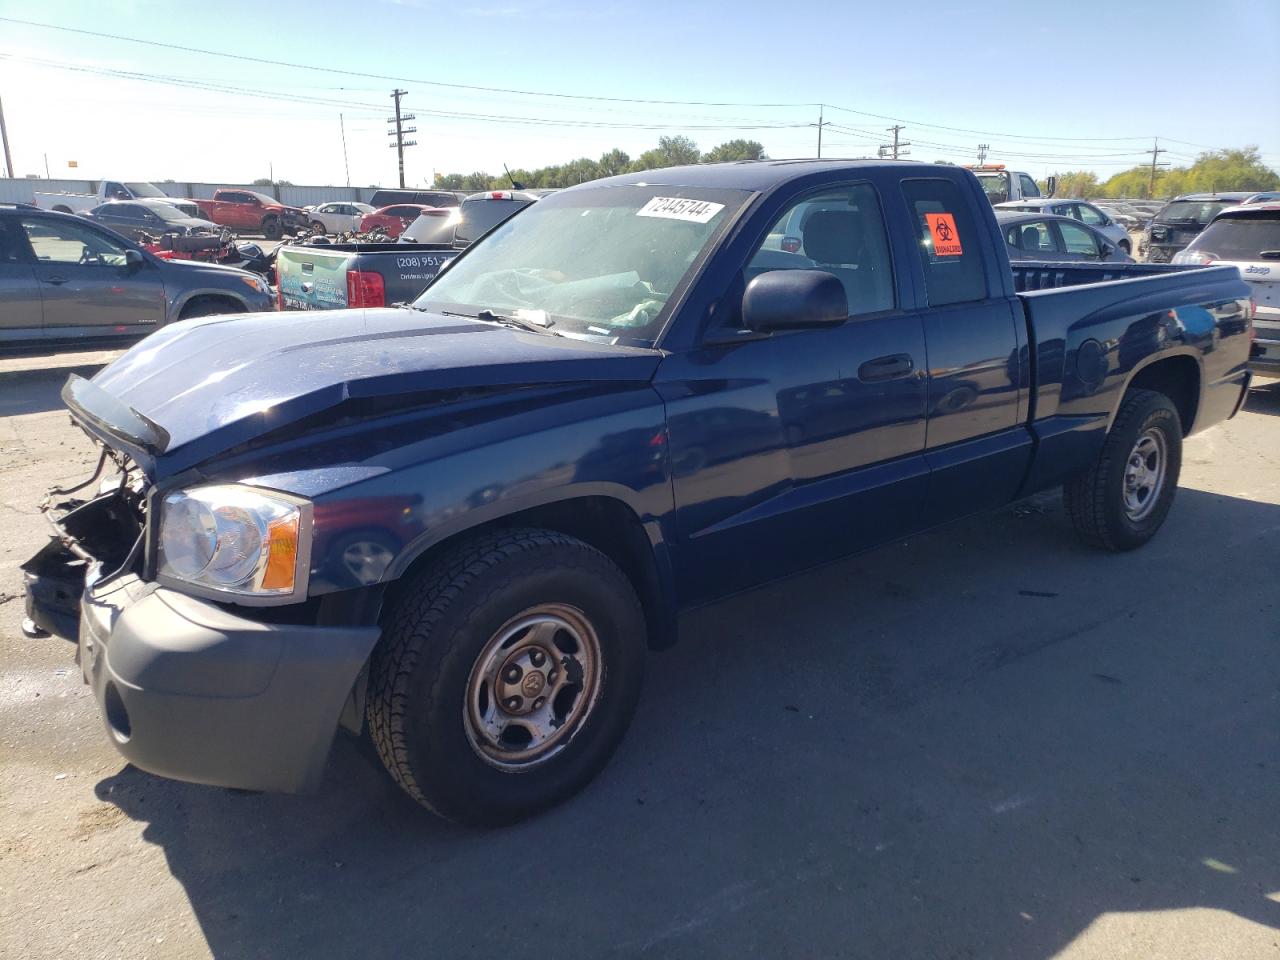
(261, 513), (300, 591)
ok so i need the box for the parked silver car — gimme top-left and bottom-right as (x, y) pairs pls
(995, 198), (1134, 254)
(304, 201), (376, 235)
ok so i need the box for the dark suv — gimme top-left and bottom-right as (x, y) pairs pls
(1145, 192), (1254, 262)
(0, 204), (272, 348)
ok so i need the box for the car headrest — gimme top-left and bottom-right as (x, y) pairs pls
(802, 210), (865, 265)
(1021, 226), (1042, 251)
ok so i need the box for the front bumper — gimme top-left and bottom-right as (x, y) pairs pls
(72, 570), (379, 793)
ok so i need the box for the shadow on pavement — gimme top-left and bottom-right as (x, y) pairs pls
(1244, 377), (1280, 418)
(96, 486), (1280, 959)
(0, 368), (105, 417)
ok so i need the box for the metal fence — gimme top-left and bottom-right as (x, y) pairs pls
(0, 177), (385, 207)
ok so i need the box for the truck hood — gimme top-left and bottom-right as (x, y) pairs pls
(72, 307), (662, 478)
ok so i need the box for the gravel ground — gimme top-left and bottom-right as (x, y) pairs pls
(1, 363), (1278, 960)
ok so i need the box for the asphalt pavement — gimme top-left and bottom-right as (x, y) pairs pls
(1, 366), (1278, 960)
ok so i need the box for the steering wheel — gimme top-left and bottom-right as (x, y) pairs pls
(78, 248), (95, 265)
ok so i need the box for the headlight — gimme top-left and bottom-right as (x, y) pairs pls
(157, 485), (311, 600)
(239, 274), (268, 294)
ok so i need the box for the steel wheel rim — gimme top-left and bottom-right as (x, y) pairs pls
(1123, 428), (1167, 521)
(464, 603), (603, 769)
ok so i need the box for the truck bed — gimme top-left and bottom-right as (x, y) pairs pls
(276, 240), (458, 310)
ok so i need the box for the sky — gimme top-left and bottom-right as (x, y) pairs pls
(0, 0), (1277, 189)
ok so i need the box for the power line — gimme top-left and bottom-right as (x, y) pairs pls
(0, 17), (1207, 152)
(0, 17), (818, 110)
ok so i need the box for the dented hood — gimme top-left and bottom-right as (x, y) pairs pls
(70, 307), (661, 478)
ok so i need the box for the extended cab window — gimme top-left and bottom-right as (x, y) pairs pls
(901, 178), (986, 306)
(746, 183), (894, 316)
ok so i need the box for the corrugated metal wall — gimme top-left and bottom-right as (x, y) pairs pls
(0, 178), (384, 207)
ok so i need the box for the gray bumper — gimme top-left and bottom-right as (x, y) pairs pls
(79, 573), (380, 793)
(1250, 319), (1280, 374)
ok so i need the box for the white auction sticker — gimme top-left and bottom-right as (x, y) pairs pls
(636, 196), (725, 224)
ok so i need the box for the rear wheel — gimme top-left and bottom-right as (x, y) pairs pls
(1064, 389), (1182, 551)
(367, 529), (646, 826)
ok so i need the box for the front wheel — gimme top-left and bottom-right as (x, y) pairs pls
(367, 529), (646, 825)
(1064, 389), (1182, 551)
(1118, 239), (1131, 255)
(261, 216), (282, 240)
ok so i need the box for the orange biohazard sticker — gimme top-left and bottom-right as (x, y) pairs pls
(925, 213), (964, 256)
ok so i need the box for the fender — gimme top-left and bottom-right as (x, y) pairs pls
(1107, 345), (1203, 432)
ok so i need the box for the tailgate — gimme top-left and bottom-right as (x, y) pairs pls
(1240, 263), (1278, 322)
(276, 245), (353, 310)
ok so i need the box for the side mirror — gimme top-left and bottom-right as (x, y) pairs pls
(1046, 176), (1058, 198)
(742, 269), (848, 333)
(124, 248), (145, 270)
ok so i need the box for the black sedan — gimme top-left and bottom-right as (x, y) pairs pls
(994, 210), (1133, 263)
(82, 200), (219, 241)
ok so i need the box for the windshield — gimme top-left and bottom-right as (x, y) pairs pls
(1158, 200), (1232, 224)
(975, 172), (1010, 204)
(414, 185), (748, 345)
(455, 199), (533, 245)
(124, 182), (165, 198)
(151, 204), (189, 222)
(1186, 216), (1280, 261)
(247, 191), (276, 205)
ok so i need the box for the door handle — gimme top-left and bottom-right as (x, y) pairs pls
(858, 354), (914, 382)
(42, 276), (68, 286)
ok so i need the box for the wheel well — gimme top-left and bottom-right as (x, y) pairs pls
(392, 497), (674, 650)
(178, 295), (245, 320)
(1126, 355), (1199, 434)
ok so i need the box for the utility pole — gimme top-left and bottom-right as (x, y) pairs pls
(1146, 137), (1168, 199)
(880, 125), (910, 160)
(387, 89), (417, 189)
(812, 104), (831, 159)
(340, 113), (350, 187)
(0, 94), (13, 179)
(976, 142), (989, 165)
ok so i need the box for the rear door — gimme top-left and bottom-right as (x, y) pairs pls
(18, 215), (166, 335)
(0, 218), (43, 342)
(899, 176), (1030, 523)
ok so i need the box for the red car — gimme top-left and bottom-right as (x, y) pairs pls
(359, 203), (439, 239)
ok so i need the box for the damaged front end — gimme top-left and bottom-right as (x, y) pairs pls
(21, 447), (150, 642)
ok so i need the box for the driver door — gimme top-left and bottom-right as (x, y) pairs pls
(19, 216), (166, 335)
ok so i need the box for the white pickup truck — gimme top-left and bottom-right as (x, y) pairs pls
(33, 180), (182, 214)
(968, 164), (1056, 205)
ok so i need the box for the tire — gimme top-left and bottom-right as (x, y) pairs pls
(367, 528), (646, 826)
(310, 220), (326, 236)
(178, 297), (242, 321)
(1063, 388), (1182, 551)
(261, 216), (282, 240)
(1118, 239), (1131, 255)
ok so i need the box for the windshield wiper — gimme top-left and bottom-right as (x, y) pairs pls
(476, 308), (557, 334)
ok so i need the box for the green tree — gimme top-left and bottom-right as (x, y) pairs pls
(1099, 145), (1279, 199)
(631, 135), (701, 172)
(1045, 170), (1100, 198)
(703, 139), (765, 163)
(598, 148), (631, 178)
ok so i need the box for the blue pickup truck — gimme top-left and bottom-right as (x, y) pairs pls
(23, 160), (1253, 826)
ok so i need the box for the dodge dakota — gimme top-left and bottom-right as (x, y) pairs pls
(22, 160), (1254, 826)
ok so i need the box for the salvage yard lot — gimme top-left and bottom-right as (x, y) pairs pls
(2, 365), (1279, 960)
